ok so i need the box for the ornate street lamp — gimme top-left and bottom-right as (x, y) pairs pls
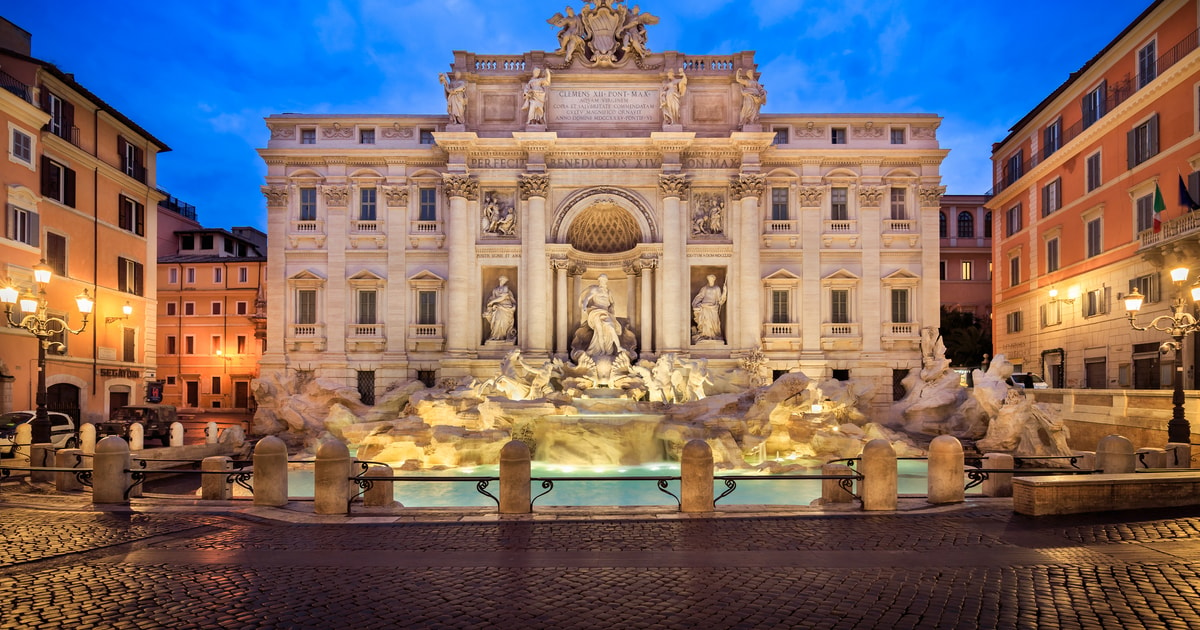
(0, 260), (94, 444)
(1125, 266), (1200, 444)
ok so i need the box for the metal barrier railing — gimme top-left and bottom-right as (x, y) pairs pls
(0, 464), (92, 487)
(348, 475), (500, 512)
(530, 476), (680, 507)
(714, 472), (862, 504)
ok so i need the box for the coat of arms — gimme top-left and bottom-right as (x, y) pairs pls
(548, 1), (659, 68)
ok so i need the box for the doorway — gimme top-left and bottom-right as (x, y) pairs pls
(234, 380), (249, 409)
(47, 383), (81, 424)
(186, 381), (199, 408)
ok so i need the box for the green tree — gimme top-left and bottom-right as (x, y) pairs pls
(939, 306), (992, 367)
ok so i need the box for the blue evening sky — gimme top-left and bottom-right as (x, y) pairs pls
(3, 1), (1149, 231)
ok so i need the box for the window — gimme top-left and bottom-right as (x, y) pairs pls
(11, 128), (31, 163)
(830, 187), (848, 220)
(213, 267), (222, 284)
(166, 376), (177, 386)
(1131, 274), (1160, 305)
(184, 336), (195, 355)
(957, 211), (974, 238)
(117, 196), (145, 236)
(184, 302), (195, 316)
(168, 267), (178, 284)
(117, 257), (143, 296)
(1043, 119), (1062, 159)
(1082, 81), (1107, 129)
(211, 302), (222, 315)
(984, 211), (992, 237)
(166, 336), (177, 355)
(939, 212), (947, 238)
(238, 266), (248, 283)
(419, 129), (435, 145)
(1138, 40), (1157, 88)
(1010, 256), (1021, 287)
(44, 92), (72, 140)
(6, 204), (37, 246)
(939, 261), (946, 280)
(300, 128), (316, 144)
(117, 136), (145, 182)
(358, 289), (377, 325)
(123, 328), (136, 363)
(770, 188), (788, 221)
(890, 128), (905, 144)
(1086, 218), (1102, 258)
(1128, 115), (1159, 168)
(831, 128), (847, 144)
(357, 371), (376, 406)
(360, 188), (377, 221)
(890, 289), (909, 323)
(1005, 149), (1026, 185)
(771, 290), (789, 323)
(889, 188), (906, 220)
(211, 335), (221, 354)
(1086, 152), (1102, 192)
(40, 157), (76, 207)
(186, 267), (195, 284)
(1136, 194), (1155, 233)
(1046, 238), (1060, 273)
(418, 290), (437, 325)
(1083, 287), (1110, 318)
(418, 187), (437, 221)
(223, 238), (234, 254)
(236, 301), (248, 315)
(1006, 311), (1023, 333)
(1042, 179), (1061, 216)
(236, 335), (247, 354)
(772, 128), (788, 145)
(360, 128), (375, 144)
(1006, 204), (1022, 236)
(299, 187), (317, 220)
(832, 369), (850, 382)
(181, 235), (194, 250)
(961, 261), (973, 281)
(831, 289), (850, 323)
(166, 302), (177, 316)
(42, 231), (63, 276)
(296, 289), (317, 324)
(200, 234), (214, 250)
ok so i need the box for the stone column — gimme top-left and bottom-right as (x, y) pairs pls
(680, 439), (714, 513)
(927, 435), (964, 504)
(499, 440), (531, 514)
(252, 435), (289, 507)
(640, 258), (656, 355)
(861, 438), (897, 511)
(552, 258), (569, 355)
(732, 174), (765, 351)
(443, 174), (479, 356)
(322, 184), (350, 357)
(520, 174), (550, 357)
(92, 436), (131, 505)
(314, 439), (351, 515)
(659, 175), (689, 352)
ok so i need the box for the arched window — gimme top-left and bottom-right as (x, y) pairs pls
(984, 211), (993, 237)
(939, 212), (947, 238)
(957, 211), (975, 238)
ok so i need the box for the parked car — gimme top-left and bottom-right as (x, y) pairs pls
(0, 410), (77, 456)
(1007, 373), (1049, 389)
(97, 404), (178, 446)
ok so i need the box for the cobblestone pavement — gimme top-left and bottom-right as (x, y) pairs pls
(4, 503), (1200, 629)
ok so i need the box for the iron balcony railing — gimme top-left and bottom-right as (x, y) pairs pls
(0, 68), (30, 102)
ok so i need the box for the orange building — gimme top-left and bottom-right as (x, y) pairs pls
(0, 19), (167, 423)
(989, 0), (1200, 391)
(939, 194), (992, 321)
(156, 197), (266, 412)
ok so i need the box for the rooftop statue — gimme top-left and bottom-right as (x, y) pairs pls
(548, 1), (659, 68)
(438, 71), (467, 125)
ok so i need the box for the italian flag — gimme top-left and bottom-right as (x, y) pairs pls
(1153, 182), (1166, 233)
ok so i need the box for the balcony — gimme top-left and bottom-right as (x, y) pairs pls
(407, 323), (445, 352)
(1139, 212), (1200, 251)
(881, 321), (920, 350)
(286, 323), (326, 352)
(288, 220), (326, 249)
(348, 323), (386, 352)
(350, 220), (385, 249)
(409, 221), (445, 249)
(820, 322), (861, 351)
(762, 322), (800, 352)
(764, 219), (797, 234)
(0, 68), (30, 102)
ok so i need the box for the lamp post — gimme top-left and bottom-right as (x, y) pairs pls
(1125, 266), (1200, 444)
(0, 260), (94, 444)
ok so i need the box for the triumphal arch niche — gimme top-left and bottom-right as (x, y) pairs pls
(259, 0), (946, 410)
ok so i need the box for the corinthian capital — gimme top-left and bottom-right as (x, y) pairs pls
(858, 186), (884, 207)
(442, 174), (479, 201)
(798, 186), (823, 207)
(659, 174), (689, 199)
(383, 185), (409, 207)
(261, 185), (288, 208)
(519, 173), (550, 200)
(730, 173), (766, 200)
(919, 185), (947, 206)
(321, 185), (349, 207)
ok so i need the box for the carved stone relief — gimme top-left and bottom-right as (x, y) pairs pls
(858, 186), (884, 207)
(798, 186), (823, 207)
(383, 186), (409, 207)
(690, 192), (726, 236)
(322, 186), (349, 207)
(481, 191), (518, 237)
(382, 123), (413, 139)
(321, 123), (353, 139)
(261, 185), (288, 208)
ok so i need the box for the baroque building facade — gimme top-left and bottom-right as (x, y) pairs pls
(989, 0), (1200, 394)
(257, 2), (946, 414)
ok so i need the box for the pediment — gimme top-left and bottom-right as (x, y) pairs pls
(823, 268), (859, 281)
(408, 270), (445, 282)
(882, 269), (919, 281)
(764, 268), (802, 281)
(289, 269), (326, 281)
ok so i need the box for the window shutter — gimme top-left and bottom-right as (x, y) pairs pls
(39, 87), (50, 113)
(1098, 80), (1107, 116)
(1189, 171), (1200, 206)
(1, 205), (8, 241)
(27, 211), (38, 248)
(63, 167), (76, 208)
(61, 100), (74, 137)
(1101, 287), (1111, 314)
(40, 156), (53, 196)
(135, 201), (144, 236)
(135, 147), (145, 182)
(1081, 93), (1094, 125)
(1127, 128), (1137, 169)
(117, 257), (128, 292)
(1148, 114), (1159, 157)
(134, 261), (144, 296)
(118, 136), (128, 172)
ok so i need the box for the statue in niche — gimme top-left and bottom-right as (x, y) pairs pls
(481, 193), (517, 236)
(439, 71), (468, 125)
(571, 273), (638, 386)
(482, 276), (517, 343)
(660, 69), (687, 125)
(735, 69), (767, 127)
(691, 274), (727, 343)
(522, 68), (552, 125)
(691, 194), (725, 236)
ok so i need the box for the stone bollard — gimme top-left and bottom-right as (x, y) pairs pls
(1096, 435), (1135, 473)
(169, 422), (185, 447)
(201, 456), (233, 500)
(927, 435), (965, 505)
(1073, 451), (1096, 471)
(55, 448), (84, 492)
(1165, 443), (1192, 469)
(1136, 447), (1168, 469)
(314, 439), (352, 515)
(499, 440), (531, 514)
(821, 463), (856, 504)
(206, 422), (219, 445)
(252, 436), (289, 507)
(129, 423), (145, 451)
(363, 464), (395, 507)
(861, 439), (897, 511)
(80, 423), (97, 455)
(92, 436), (131, 504)
(220, 425), (246, 446)
(981, 452), (1014, 497)
(30, 444), (55, 483)
(681, 439), (714, 513)
(14, 423), (31, 466)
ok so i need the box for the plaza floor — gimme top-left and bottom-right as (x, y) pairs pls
(3, 487), (1200, 629)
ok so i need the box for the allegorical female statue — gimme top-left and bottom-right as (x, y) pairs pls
(578, 274), (623, 358)
(482, 276), (517, 342)
(522, 68), (552, 125)
(660, 69), (687, 125)
(735, 68), (767, 127)
(691, 274), (727, 343)
(439, 71), (467, 125)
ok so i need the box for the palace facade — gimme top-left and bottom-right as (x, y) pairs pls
(257, 2), (947, 413)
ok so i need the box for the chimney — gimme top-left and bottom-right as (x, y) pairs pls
(0, 18), (32, 57)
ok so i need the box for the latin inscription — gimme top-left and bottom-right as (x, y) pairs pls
(548, 88), (660, 124)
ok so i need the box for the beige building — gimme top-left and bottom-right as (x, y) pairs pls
(257, 2), (947, 413)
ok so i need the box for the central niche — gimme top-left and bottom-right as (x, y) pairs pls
(567, 202), (640, 253)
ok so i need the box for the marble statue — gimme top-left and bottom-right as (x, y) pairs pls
(617, 5), (657, 59)
(482, 276), (517, 343)
(482, 193), (517, 236)
(547, 1), (658, 67)
(522, 68), (552, 125)
(579, 274), (623, 358)
(690, 274), (727, 343)
(547, 7), (585, 62)
(735, 69), (767, 127)
(971, 354), (1073, 461)
(570, 273), (638, 386)
(660, 69), (686, 125)
(691, 194), (724, 236)
(439, 71), (467, 125)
